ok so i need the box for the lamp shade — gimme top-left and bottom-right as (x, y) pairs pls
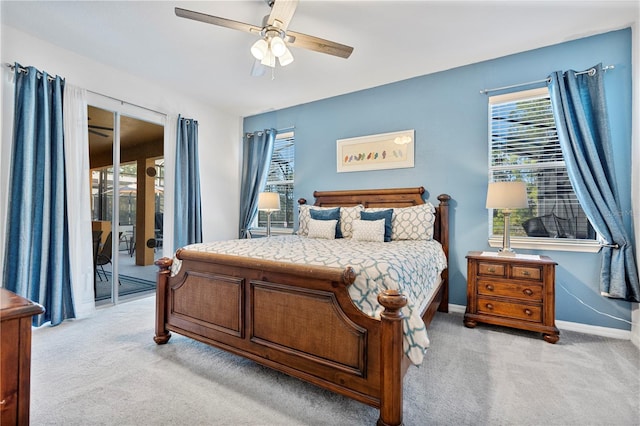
(486, 181), (528, 209)
(258, 192), (280, 212)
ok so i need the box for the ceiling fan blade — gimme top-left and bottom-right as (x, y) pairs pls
(250, 60), (266, 77)
(89, 129), (110, 138)
(267, 0), (298, 31)
(287, 31), (354, 59)
(175, 7), (262, 35)
(88, 124), (113, 131)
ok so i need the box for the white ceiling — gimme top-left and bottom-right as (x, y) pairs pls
(2, 0), (638, 117)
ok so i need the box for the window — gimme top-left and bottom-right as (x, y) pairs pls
(488, 88), (597, 251)
(257, 131), (294, 231)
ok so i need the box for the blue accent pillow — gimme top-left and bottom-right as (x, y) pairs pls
(361, 209), (393, 242)
(310, 207), (343, 238)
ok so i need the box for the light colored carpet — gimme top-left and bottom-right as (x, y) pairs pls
(30, 295), (639, 425)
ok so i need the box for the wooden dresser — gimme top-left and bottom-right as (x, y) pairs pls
(1, 288), (44, 425)
(464, 251), (559, 343)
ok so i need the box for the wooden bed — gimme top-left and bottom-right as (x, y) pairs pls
(154, 187), (450, 425)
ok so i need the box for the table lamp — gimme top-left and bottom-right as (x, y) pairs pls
(258, 192), (280, 237)
(486, 181), (528, 255)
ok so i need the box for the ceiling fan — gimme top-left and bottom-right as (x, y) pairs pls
(88, 124), (113, 138)
(175, 0), (353, 76)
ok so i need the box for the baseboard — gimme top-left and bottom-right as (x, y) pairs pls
(629, 302), (639, 348)
(555, 320), (631, 340)
(447, 303), (631, 340)
(448, 303), (466, 314)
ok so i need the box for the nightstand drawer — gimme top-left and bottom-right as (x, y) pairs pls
(476, 297), (542, 322)
(478, 262), (506, 277)
(511, 265), (542, 281)
(477, 279), (543, 302)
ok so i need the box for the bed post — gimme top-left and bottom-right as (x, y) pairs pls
(154, 257), (173, 344)
(377, 290), (408, 426)
(437, 194), (451, 313)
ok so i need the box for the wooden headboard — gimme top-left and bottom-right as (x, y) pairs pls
(298, 187), (451, 263)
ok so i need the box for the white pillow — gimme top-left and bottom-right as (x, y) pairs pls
(351, 219), (385, 242)
(307, 218), (338, 239)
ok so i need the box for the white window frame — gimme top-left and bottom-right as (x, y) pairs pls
(487, 87), (601, 253)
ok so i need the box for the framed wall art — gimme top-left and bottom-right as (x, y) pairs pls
(336, 129), (415, 173)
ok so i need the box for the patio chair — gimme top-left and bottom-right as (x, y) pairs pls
(92, 230), (103, 294)
(96, 231), (114, 282)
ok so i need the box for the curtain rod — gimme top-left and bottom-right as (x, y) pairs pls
(86, 89), (167, 117)
(5, 62), (168, 117)
(245, 126), (295, 138)
(4, 62), (57, 82)
(479, 64), (614, 95)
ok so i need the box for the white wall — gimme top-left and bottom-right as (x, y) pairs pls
(0, 26), (242, 286)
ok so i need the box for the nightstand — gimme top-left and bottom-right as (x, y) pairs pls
(464, 251), (560, 343)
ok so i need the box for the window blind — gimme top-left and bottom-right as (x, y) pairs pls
(259, 132), (295, 229)
(489, 88), (594, 240)
(266, 134), (294, 186)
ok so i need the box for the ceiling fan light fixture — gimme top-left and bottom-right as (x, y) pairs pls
(278, 47), (294, 67)
(269, 35), (287, 57)
(175, 2), (354, 77)
(250, 38), (269, 60)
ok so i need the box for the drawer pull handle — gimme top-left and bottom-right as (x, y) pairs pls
(522, 270), (531, 276)
(487, 267), (496, 273)
(485, 284), (494, 291)
(523, 288), (533, 296)
(485, 303), (494, 310)
(524, 309), (533, 316)
(0, 399), (5, 405)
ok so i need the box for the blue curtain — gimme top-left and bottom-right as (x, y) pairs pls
(238, 129), (276, 238)
(549, 64), (639, 302)
(174, 115), (202, 249)
(4, 63), (75, 325)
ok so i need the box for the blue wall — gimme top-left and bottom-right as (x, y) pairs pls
(244, 29), (633, 330)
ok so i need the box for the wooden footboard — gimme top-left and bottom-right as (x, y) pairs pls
(155, 187), (450, 425)
(155, 250), (410, 411)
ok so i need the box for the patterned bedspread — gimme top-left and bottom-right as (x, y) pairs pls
(171, 235), (447, 365)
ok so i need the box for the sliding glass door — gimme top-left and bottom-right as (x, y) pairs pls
(88, 104), (164, 304)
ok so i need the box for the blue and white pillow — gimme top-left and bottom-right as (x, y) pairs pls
(298, 204), (364, 238)
(361, 209), (393, 242)
(392, 203), (436, 240)
(339, 205), (364, 238)
(310, 207), (342, 238)
(363, 203), (436, 240)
